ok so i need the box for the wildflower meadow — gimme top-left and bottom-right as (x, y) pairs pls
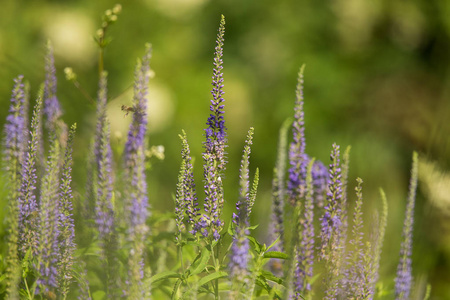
(0, 3), (448, 300)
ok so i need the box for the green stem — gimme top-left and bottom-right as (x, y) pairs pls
(23, 278), (32, 300)
(210, 239), (220, 300)
(99, 49), (104, 79)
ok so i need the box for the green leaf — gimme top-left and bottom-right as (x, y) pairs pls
(255, 276), (283, 299)
(227, 221), (235, 237)
(171, 279), (182, 300)
(267, 235), (281, 251)
(92, 290), (106, 300)
(260, 270), (283, 284)
(263, 251), (288, 260)
(150, 271), (182, 284)
(255, 276), (270, 292)
(247, 224), (259, 231)
(248, 236), (262, 254)
(187, 246), (211, 277)
(197, 271), (228, 288)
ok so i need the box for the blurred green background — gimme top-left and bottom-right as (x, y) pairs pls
(1, 0), (450, 298)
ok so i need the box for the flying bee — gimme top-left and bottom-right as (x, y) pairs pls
(121, 105), (136, 117)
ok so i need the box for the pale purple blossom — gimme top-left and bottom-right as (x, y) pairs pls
(124, 44), (152, 235)
(229, 128), (254, 279)
(201, 15), (227, 241)
(395, 152), (418, 300)
(19, 94), (43, 257)
(58, 123), (77, 297)
(37, 137), (61, 294)
(43, 42), (63, 131)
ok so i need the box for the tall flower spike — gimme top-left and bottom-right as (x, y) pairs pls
(19, 90), (43, 257)
(371, 189), (388, 293)
(93, 72), (120, 298)
(58, 123), (77, 298)
(395, 152), (419, 300)
(175, 131), (199, 238)
(293, 158), (316, 297)
(37, 135), (61, 294)
(95, 72), (115, 239)
(123, 44), (152, 299)
(346, 178), (365, 298)
(44, 42), (63, 131)
(269, 119), (291, 253)
(287, 65), (308, 205)
(201, 15), (227, 241)
(3, 75), (28, 300)
(204, 14), (227, 170)
(3, 75), (28, 167)
(320, 144), (344, 300)
(124, 43), (152, 234)
(229, 128), (254, 290)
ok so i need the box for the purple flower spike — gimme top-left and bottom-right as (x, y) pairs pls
(320, 143), (345, 300)
(58, 123), (77, 297)
(19, 92), (43, 257)
(124, 44), (152, 236)
(94, 72), (115, 240)
(395, 152), (419, 300)
(37, 136), (61, 294)
(3, 75), (28, 167)
(201, 15), (227, 241)
(3, 75), (29, 300)
(204, 15), (227, 170)
(123, 44), (152, 299)
(287, 66), (308, 205)
(229, 128), (254, 281)
(175, 131), (200, 238)
(43, 42), (63, 131)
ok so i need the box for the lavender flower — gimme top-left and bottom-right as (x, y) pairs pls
(287, 66), (308, 205)
(269, 119), (291, 257)
(229, 128), (254, 282)
(320, 143), (343, 259)
(371, 189), (388, 293)
(293, 158), (316, 297)
(175, 131), (199, 238)
(286, 67), (328, 209)
(94, 72), (115, 239)
(19, 92), (43, 257)
(3, 75), (28, 167)
(346, 178), (365, 298)
(311, 159), (328, 208)
(3, 75), (28, 300)
(93, 72), (121, 298)
(320, 143), (345, 300)
(204, 15), (227, 170)
(201, 15), (227, 241)
(395, 152), (419, 300)
(43, 41), (63, 132)
(123, 44), (152, 299)
(37, 136), (61, 294)
(124, 44), (152, 234)
(58, 123), (77, 297)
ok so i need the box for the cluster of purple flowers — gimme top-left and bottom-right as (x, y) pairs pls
(200, 15), (228, 241)
(0, 11), (424, 300)
(229, 128), (255, 281)
(2, 45), (78, 298)
(265, 63), (419, 300)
